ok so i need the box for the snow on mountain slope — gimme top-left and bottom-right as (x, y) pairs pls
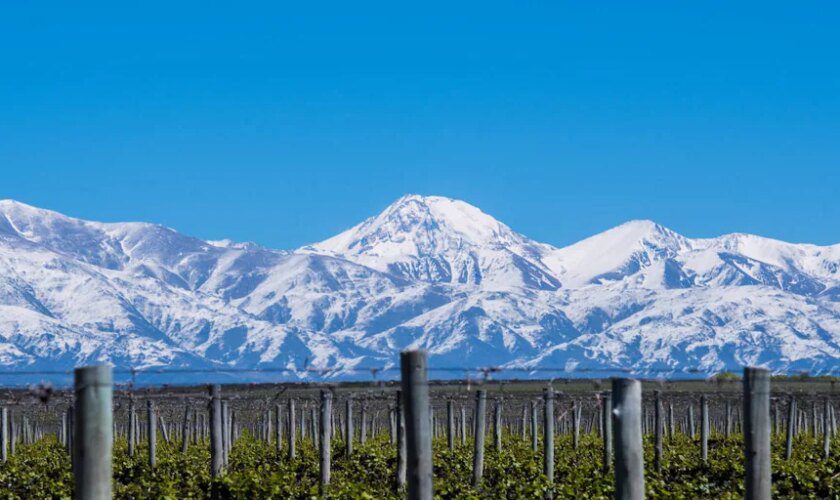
(0, 196), (837, 380)
(542, 220), (692, 287)
(310, 195), (561, 290)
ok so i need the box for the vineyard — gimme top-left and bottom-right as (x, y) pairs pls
(0, 360), (838, 498)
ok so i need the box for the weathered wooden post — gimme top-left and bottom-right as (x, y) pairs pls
(0, 407), (6, 462)
(310, 406), (319, 449)
(61, 408), (68, 456)
(654, 391), (663, 472)
(785, 395), (796, 460)
(209, 385), (223, 478)
(275, 404), (283, 452)
(192, 410), (200, 445)
(401, 350), (433, 500)
(447, 400), (455, 450)
(612, 378), (644, 500)
(74, 366), (113, 500)
(544, 387), (555, 495)
(147, 400), (157, 468)
(320, 390), (332, 491)
(288, 399), (297, 460)
(345, 398), (354, 456)
(160, 414), (170, 444)
(128, 396), (136, 457)
(460, 406), (467, 446)
(389, 408), (396, 444)
(744, 367), (770, 500)
(668, 403), (674, 441)
(725, 400), (732, 439)
(360, 404), (368, 445)
(602, 392), (613, 473)
(396, 390), (407, 489)
(688, 403), (695, 439)
(824, 397), (831, 459)
(572, 400), (580, 449)
(494, 399), (502, 451)
(181, 405), (190, 453)
(60, 409), (67, 448)
(221, 401), (230, 466)
(472, 390), (487, 487)
(701, 395), (709, 462)
(531, 401), (539, 452)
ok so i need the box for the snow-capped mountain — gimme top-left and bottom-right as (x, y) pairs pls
(0, 196), (837, 382)
(309, 194), (560, 290)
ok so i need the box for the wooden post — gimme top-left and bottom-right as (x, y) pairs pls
(275, 404), (283, 452)
(688, 403), (695, 439)
(0, 407), (6, 462)
(472, 390), (487, 487)
(460, 406), (467, 446)
(60, 408), (67, 456)
(310, 406), (318, 449)
(612, 378), (644, 500)
(544, 387), (555, 493)
(209, 385), (223, 477)
(572, 401), (580, 449)
(602, 392), (612, 473)
(360, 404), (368, 445)
(447, 400), (455, 450)
(221, 401), (230, 466)
(401, 350), (433, 500)
(654, 391), (663, 472)
(396, 390), (407, 489)
(494, 400), (502, 451)
(181, 405), (190, 453)
(345, 398), (354, 456)
(531, 401), (538, 452)
(320, 390), (332, 491)
(744, 367), (770, 500)
(74, 366), (113, 500)
(128, 396), (136, 457)
(668, 403), (674, 441)
(147, 400), (157, 468)
(824, 397), (831, 459)
(389, 408), (396, 444)
(160, 415), (170, 444)
(288, 399), (297, 460)
(785, 396), (796, 460)
(700, 395), (709, 462)
(725, 400), (732, 439)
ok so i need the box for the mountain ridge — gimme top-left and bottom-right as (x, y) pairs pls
(0, 195), (837, 381)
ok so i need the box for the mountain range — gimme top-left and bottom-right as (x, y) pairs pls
(0, 195), (838, 383)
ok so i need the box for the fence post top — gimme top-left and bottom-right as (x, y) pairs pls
(744, 366), (770, 376)
(74, 365), (113, 386)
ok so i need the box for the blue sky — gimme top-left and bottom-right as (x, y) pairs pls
(1, 2), (838, 248)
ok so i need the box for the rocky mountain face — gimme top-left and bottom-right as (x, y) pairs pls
(0, 196), (837, 382)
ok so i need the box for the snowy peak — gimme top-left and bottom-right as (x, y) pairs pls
(312, 195), (559, 289)
(315, 194), (522, 254)
(544, 219), (692, 287)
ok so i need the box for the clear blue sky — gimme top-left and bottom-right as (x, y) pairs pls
(1, 2), (838, 248)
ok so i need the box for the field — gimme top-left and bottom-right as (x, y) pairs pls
(0, 376), (838, 498)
